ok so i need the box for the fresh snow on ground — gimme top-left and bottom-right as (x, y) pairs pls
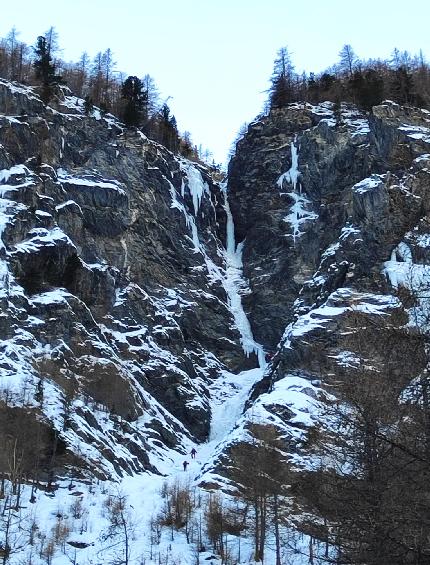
(1, 358), (315, 564)
(3, 363), (308, 565)
(399, 124), (430, 144)
(341, 107), (370, 137)
(282, 287), (400, 344)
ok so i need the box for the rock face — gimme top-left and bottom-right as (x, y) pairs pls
(0, 79), (255, 480)
(244, 101), (427, 344)
(227, 101), (430, 349)
(2, 74), (430, 542)
(200, 100), (430, 522)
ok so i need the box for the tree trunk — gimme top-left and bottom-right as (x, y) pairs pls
(254, 498), (260, 561)
(257, 496), (267, 562)
(122, 512), (129, 565)
(273, 494), (281, 565)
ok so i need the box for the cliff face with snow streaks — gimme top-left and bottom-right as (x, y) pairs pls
(206, 100), (430, 559)
(212, 98), (430, 443)
(0, 79), (263, 483)
(1, 79), (430, 563)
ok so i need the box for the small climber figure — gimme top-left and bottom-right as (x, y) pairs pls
(183, 460), (189, 471)
(265, 351), (275, 363)
(191, 448), (197, 459)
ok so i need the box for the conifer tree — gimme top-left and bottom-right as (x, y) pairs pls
(307, 72), (320, 102)
(391, 65), (414, 104)
(33, 35), (61, 104)
(269, 47), (295, 109)
(142, 73), (160, 116)
(157, 104), (179, 151)
(6, 27), (19, 80)
(349, 68), (384, 110)
(90, 51), (104, 107)
(44, 26), (60, 58)
(75, 51), (90, 97)
(100, 48), (115, 109)
(121, 75), (147, 128)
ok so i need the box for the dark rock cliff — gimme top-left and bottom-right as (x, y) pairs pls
(201, 100), (430, 528)
(2, 76), (430, 535)
(228, 101), (430, 351)
(0, 80), (253, 480)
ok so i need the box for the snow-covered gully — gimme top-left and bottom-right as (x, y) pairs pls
(7, 367), (266, 565)
(2, 161), (274, 565)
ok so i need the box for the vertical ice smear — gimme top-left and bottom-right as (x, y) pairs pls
(277, 139), (300, 192)
(284, 192), (318, 242)
(0, 167), (34, 297)
(224, 193), (266, 368)
(169, 181), (201, 253)
(0, 199), (24, 299)
(120, 236), (129, 273)
(277, 138), (318, 242)
(169, 177), (225, 288)
(288, 140), (300, 191)
(181, 162), (209, 215)
(0, 177), (21, 296)
(169, 166), (266, 368)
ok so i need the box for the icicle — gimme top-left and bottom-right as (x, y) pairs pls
(288, 139), (301, 192)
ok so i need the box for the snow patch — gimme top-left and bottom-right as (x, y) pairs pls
(57, 169), (126, 195)
(13, 227), (74, 254)
(283, 288), (400, 342)
(383, 244), (430, 328)
(399, 124), (430, 144)
(0, 164), (30, 184)
(352, 174), (384, 194)
(416, 234), (430, 248)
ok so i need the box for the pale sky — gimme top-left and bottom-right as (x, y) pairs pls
(0, 0), (429, 164)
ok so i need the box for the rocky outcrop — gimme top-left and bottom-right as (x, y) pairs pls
(200, 100), (430, 522)
(2, 73), (430, 540)
(0, 79), (252, 480)
(227, 101), (430, 350)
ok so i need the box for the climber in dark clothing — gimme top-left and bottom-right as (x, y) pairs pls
(191, 448), (197, 459)
(265, 351), (275, 362)
(183, 460), (189, 471)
